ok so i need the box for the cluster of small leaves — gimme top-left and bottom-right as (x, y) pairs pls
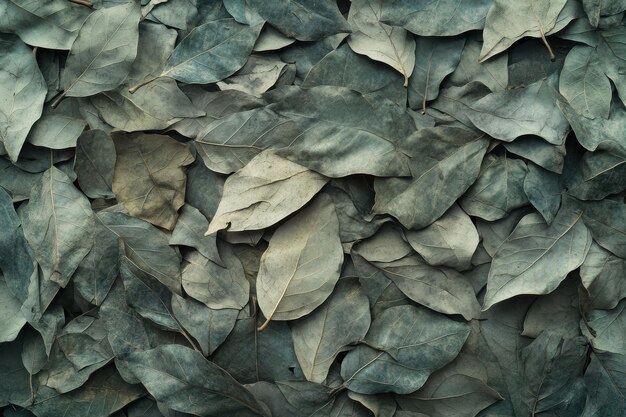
(1, 0), (626, 416)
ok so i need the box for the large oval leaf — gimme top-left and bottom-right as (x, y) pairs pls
(340, 305), (470, 394)
(22, 167), (94, 288)
(125, 344), (270, 417)
(206, 151), (328, 234)
(62, 2), (140, 97)
(158, 18), (262, 85)
(0, 0), (89, 49)
(291, 279), (371, 383)
(483, 205), (591, 310)
(0, 34), (46, 162)
(257, 194), (343, 329)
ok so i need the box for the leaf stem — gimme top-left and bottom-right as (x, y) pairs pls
(68, 0), (93, 7)
(50, 91), (66, 109)
(257, 316), (271, 332)
(128, 75), (160, 94)
(539, 29), (556, 62)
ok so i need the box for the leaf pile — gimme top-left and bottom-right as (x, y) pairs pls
(1, 0), (626, 416)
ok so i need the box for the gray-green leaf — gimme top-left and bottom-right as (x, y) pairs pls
(257, 194), (343, 328)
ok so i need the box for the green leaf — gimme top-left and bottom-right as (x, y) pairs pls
(559, 45), (611, 119)
(459, 154), (529, 221)
(505, 137), (566, 175)
(381, 0), (492, 36)
(405, 204), (479, 270)
(448, 38), (509, 92)
(26, 104), (87, 150)
(483, 205), (591, 310)
(340, 305), (469, 394)
(598, 25), (626, 105)
(408, 36), (465, 111)
(582, 299), (626, 354)
(170, 205), (221, 265)
(212, 316), (304, 383)
(568, 150), (626, 200)
(112, 133), (195, 230)
(479, 0), (579, 62)
(582, 351), (626, 415)
(0, 35), (46, 162)
(206, 151), (327, 234)
(120, 252), (181, 332)
(583, 0), (626, 26)
(0, 0), (89, 49)
(257, 194), (343, 328)
(74, 129), (116, 199)
(62, 2), (140, 97)
(580, 242), (626, 310)
(0, 336), (33, 407)
(519, 331), (586, 415)
(373, 126), (489, 229)
(31, 366), (144, 417)
(217, 55), (288, 96)
(98, 211), (182, 295)
(396, 364), (502, 417)
(347, 0), (416, 85)
(156, 18), (262, 85)
(171, 293), (238, 356)
(0, 187), (36, 304)
(467, 75), (570, 145)
(522, 276), (582, 339)
(523, 162), (562, 224)
(291, 278), (371, 383)
(126, 344), (270, 417)
(181, 247), (249, 310)
(268, 86), (414, 178)
(172, 87), (264, 139)
(0, 276), (27, 343)
(246, 0), (349, 41)
(569, 196), (626, 258)
(302, 43), (406, 106)
(22, 167), (94, 287)
(370, 254), (482, 320)
(195, 108), (302, 175)
(71, 217), (119, 306)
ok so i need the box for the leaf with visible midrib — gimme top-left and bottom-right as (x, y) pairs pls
(159, 18), (262, 85)
(348, 0), (416, 86)
(126, 344), (270, 417)
(62, 2), (140, 97)
(483, 206), (591, 310)
(22, 167), (94, 288)
(257, 194), (343, 329)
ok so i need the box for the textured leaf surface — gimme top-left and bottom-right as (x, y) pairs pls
(22, 167), (94, 287)
(348, 0), (415, 85)
(0, 35), (46, 162)
(291, 279), (371, 383)
(207, 151), (327, 234)
(257, 194), (343, 326)
(62, 2), (140, 97)
(112, 133), (194, 230)
(483, 206), (591, 309)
